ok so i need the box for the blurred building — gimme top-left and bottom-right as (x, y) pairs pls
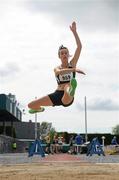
(0, 93), (22, 121)
(0, 93), (22, 136)
(0, 120), (40, 140)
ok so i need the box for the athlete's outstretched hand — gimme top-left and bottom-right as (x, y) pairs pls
(70, 21), (77, 33)
(76, 69), (86, 75)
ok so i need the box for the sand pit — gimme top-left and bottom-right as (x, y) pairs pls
(0, 153), (119, 180)
(0, 162), (119, 180)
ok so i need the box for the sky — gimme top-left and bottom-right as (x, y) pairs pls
(0, 0), (119, 134)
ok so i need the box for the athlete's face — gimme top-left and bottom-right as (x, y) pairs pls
(59, 48), (69, 62)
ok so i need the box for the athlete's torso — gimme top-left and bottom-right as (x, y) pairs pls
(55, 63), (76, 90)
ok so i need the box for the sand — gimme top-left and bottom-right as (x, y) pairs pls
(0, 162), (119, 180)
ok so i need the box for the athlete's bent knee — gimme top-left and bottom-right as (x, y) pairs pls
(62, 98), (74, 107)
(28, 102), (34, 109)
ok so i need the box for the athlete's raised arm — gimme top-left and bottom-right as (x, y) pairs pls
(70, 22), (82, 68)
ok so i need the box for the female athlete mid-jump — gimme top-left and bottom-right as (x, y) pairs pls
(28, 21), (85, 113)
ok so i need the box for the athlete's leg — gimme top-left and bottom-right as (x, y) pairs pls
(28, 95), (53, 110)
(61, 84), (74, 105)
(61, 78), (77, 105)
(69, 78), (77, 96)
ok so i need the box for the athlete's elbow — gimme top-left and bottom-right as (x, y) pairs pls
(79, 42), (82, 50)
(77, 45), (82, 53)
(80, 43), (82, 49)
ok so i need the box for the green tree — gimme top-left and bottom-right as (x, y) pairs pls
(49, 128), (56, 143)
(112, 124), (119, 135)
(39, 122), (55, 138)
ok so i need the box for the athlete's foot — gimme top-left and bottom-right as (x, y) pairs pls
(69, 78), (77, 96)
(29, 107), (45, 114)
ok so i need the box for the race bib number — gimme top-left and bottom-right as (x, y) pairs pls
(59, 73), (73, 82)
